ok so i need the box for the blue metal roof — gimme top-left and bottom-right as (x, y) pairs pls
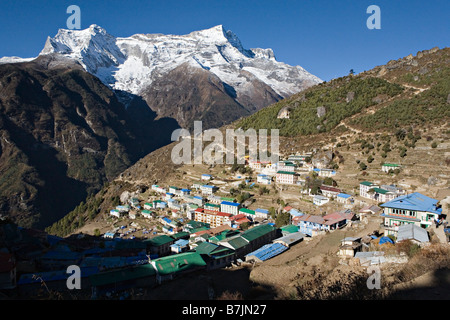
(245, 243), (288, 261)
(171, 239), (189, 247)
(337, 193), (351, 198)
(380, 192), (441, 214)
(256, 208), (269, 213)
(289, 209), (304, 217)
(221, 201), (240, 206)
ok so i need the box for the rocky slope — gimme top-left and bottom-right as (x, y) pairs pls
(0, 54), (178, 228)
(0, 24), (323, 228)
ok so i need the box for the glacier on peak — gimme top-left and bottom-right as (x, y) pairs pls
(4, 24), (321, 101)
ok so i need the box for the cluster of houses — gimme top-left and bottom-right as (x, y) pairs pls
(359, 181), (406, 203)
(1, 144), (446, 300)
(0, 212), (308, 299)
(247, 153), (316, 186)
(285, 207), (356, 236)
(107, 173), (283, 240)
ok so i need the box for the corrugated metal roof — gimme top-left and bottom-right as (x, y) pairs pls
(380, 192), (441, 214)
(221, 201), (240, 207)
(144, 235), (174, 246)
(195, 242), (220, 255)
(280, 224), (299, 234)
(153, 252), (206, 275)
(241, 224), (275, 242)
(224, 236), (249, 249)
(274, 232), (305, 246)
(245, 243), (288, 261)
(397, 224), (429, 243)
(337, 193), (351, 198)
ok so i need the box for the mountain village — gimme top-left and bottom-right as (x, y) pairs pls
(0, 19), (448, 301)
(1, 147), (448, 299)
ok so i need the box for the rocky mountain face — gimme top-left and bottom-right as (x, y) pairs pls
(0, 24), (321, 228)
(0, 55), (178, 228)
(37, 24), (321, 129)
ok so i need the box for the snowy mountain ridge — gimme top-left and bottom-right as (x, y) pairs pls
(34, 24), (321, 98)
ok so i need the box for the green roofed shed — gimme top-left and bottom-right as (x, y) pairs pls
(152, 252), (206, 276)
(280, 224), (299, 234)
(241, 224), (276, 242)
(224, 236), (249, 250)
(144, 235), (174, 247)
(239, 208), (255, 215)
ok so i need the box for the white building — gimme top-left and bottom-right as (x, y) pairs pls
(381, 163), (402, 173)
(359, 181), (379, 199)
(276, 171), (297, 185)
(201, 174), (212, 181)
(220, 201), (241, 215)
(255, 208), (269, 219)
(257, 174), (272, 185)
(313, 195), (329, 206)
(201, 185), (217, 196)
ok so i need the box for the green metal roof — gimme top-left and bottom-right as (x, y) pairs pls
(170, 232), (189, 240)
(220, 197), (235, 202)
(195, 242), (235, 259)
(239, 208), (255, 215)
(371, 187), (390, 194)
(171, 232), (190, 240)
(114, 241), (147, 250)
(360, 181), (374, 186)
(277, 171), (296, 175)
(89, 264), (156, 287)
(205, 203), (220, 208)
(241, 224), (276, 242)
(144, 235), (174, 247)
(209, 230), (241, 243)
(152, 252), (206, 276)
(224, 236), (249, 249)
(280, 224), (299, 234)
(382, 163), (401, 167)
(185, 220), (210, 229)
(190, 227), (210, 234)
(195, 242), (221, 255)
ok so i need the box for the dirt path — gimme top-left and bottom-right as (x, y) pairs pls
(402, 83), (429, 95)
(248, 215), (383, 297)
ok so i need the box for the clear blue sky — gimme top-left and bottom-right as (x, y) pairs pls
(0, 0), (448, 81)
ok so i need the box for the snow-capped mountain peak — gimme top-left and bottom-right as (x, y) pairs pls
(40, 24), (125, 73)
(36, 24), (321, 98)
